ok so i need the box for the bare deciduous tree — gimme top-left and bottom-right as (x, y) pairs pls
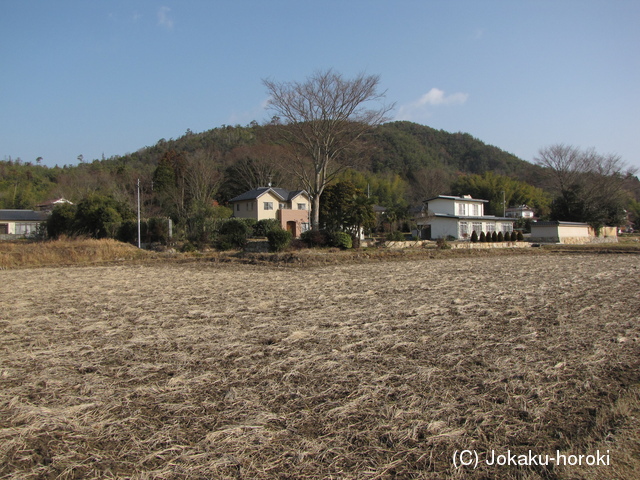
(225, 144), (292, 192)
(263, 69), (394, 229)
(184, 150), (222, 210)
(535, 144), (635, 227)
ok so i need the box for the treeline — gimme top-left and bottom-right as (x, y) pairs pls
(3, 121), (639, 235)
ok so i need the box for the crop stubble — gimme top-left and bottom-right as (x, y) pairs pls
(1, 254), (639, 479)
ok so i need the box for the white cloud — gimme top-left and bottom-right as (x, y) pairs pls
(395, 88), (468, 121)
(157, 6), (173, 30)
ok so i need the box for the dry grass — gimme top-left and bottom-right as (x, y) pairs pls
(0, 253), (639, 479)
(0, 238), (152, 269)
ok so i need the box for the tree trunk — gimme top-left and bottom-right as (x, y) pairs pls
(312, 194), (321, 230)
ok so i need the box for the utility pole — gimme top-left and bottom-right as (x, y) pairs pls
(501, 191), (506, 217)
(137, 178), (141, 249)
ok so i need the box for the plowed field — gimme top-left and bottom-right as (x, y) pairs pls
(1, 253), (639, 479)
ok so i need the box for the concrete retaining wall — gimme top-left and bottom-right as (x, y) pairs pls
(450, 241), (532, 249)
(529, 236), (618, 244)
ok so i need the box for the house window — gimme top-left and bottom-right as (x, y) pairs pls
(297, 203), (306, 210)
(472, 222), (482, 234)
(502, 223), (513, 233)
(472, 204), (479, 216)
(457, 203), (466, 216)
(264, 202), (273, 210)
(16, 223), (38, 235)
(486, 223), (495, 234)
(459, 221), (469, 238)
(236, 204), (240, 211)
(301, 223), (310, 233)
(279, 203), (287, 210)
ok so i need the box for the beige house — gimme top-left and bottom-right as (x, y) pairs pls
(229, 187), (310, 237)
(416, 195), (514, 240)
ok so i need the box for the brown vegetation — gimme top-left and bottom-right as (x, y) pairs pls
(0, 238), (152, 270)
(1, 252), (639, 479)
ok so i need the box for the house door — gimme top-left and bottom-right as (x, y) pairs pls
(286, 221), (296, 237)
(0, 224), (8, 235)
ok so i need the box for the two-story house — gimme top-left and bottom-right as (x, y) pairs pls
(229, 186), (310, 238)
(417, 195), (514, 240)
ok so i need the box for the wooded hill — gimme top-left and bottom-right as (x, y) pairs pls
(2, 121), (638, 227)
(0, 122), (541, 203)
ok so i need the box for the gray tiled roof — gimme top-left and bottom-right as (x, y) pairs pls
(229, 187), (307, 203)
(0, 210), (49, 222)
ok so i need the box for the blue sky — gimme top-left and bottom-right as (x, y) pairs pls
(2, 0), (639, 171)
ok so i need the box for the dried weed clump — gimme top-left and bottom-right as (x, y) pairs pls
(1, 254), (639, 479)
(0, 238), (151, 269)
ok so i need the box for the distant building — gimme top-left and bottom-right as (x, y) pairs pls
(505, 204), (535, 219)
(416, 195), (514, 240)
(36, 197), (73, 212)
(228, 186), (310, 238)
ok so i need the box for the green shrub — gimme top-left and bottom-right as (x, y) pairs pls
(46, 203), (77, 239)
(147, 217), (171, 243)
(492, 231), (498, 242)
(386, 231), (405, 241)
(253, 219), (280, 237)
(485, 232), (492, 242)
(216, 218), (251, 249)
(181, 242), (197, 253)
(471, 231), (478, 243)
(436, 237), (451, 250)
(117, 219), (139, 244)
(331, 231), (353, 249)
(517, 231), (524, 241)
(267, 228), (292, 252)
(479, 231), (486, 242)
(497, 232), (504, 242)
(301, 229), (330, 247)
(510, 231), (517, 242)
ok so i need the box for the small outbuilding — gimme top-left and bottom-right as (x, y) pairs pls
(530, 220), (617, 244)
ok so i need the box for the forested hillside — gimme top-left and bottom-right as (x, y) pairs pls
(2, 121), (638, 231)
(0, 121), (540, 205)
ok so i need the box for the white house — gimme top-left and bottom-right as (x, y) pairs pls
(0, 210), (48, 238)
(228, 186), (310, 238)
(416, 195), (514, 240)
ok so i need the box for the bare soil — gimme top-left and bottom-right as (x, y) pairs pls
(1, 253), (639, 479)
